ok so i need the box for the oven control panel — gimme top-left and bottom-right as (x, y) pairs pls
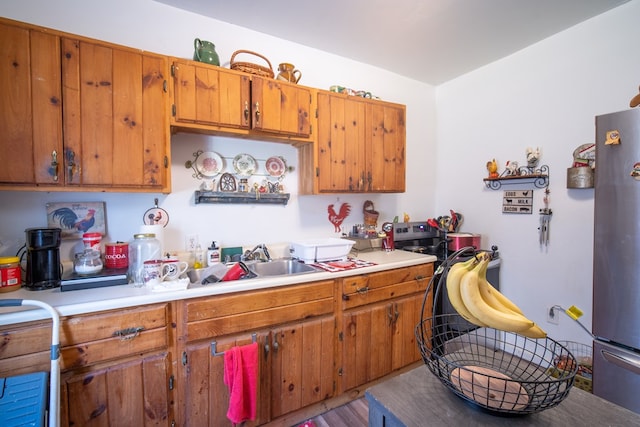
(393, 221), (439, 241)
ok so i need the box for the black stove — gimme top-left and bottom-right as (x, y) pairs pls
(392, 221), (445, 258)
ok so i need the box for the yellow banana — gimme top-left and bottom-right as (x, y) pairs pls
(445, 256), (488, 326)
(460, 260), (534, 332)
(474, 256), (547, 338)
(484, 281), (525, 316)
(518, 323), (547, 339)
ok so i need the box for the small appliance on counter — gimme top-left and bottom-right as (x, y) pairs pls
(23, 227), (62, 291)
(60, 268), (128, 292)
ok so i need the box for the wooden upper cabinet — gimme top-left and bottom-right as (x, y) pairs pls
(250, 76), (311, 138)
(170, 60), (312, 140)
(0, 17), (171, 192)
(0, 21), (63, 186)
(314, 91), (406, 193)
(62, 38), (170, 190)
(171, 59), (251, 129)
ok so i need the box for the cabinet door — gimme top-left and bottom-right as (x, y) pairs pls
(316, 92), (366, 192)
(61, 351), (172, 427)
(341, 302), (393, 390)
(270, 316), (335, 418)
(172, 60), (251, 129)
(391, 294), (426, 370)
(366, 102), (406, 192)
(62, 38), (169, 189)
(251, 76), (311, 137)
(181, 332), (269, 427)
(0, 22), (63, 185)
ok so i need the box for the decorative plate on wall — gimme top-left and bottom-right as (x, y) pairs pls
(233, 153), (257, 176)
(265, 156), (287, 178)
(195, 151), (225, 177)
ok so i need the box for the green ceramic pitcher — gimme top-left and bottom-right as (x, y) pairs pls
(193, 38), (220, 66)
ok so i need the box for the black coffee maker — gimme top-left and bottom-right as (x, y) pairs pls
(24, 227), (62, 290)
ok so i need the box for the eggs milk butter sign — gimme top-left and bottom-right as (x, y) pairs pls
(502, 190), (533, 214)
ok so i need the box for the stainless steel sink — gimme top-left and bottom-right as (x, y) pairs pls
(246, 259), (318, 276)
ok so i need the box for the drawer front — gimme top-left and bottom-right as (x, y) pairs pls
(60, 304), (169, 346)
(342, 264), (432, 296)
(341, 264), (433, 310)
(0, 320), (52, 359)
(59, 303), (170, 368)
(184, 280), (334, 322)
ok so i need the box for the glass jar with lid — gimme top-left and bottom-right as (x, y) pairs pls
(128, 233), (161, 286)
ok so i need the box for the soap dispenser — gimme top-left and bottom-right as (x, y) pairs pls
(207, 241), (220, 266)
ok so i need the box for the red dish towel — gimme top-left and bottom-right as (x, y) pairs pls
(223, 342), (258, 424)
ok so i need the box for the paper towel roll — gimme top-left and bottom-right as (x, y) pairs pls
(139, 224), (165, 257)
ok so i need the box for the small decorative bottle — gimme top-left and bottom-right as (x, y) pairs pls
(207, 241), (221, 266)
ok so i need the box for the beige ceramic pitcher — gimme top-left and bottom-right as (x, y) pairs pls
(276, 63), (302, 83)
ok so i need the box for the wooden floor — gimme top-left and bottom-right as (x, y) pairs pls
(307, 397), (368, 427)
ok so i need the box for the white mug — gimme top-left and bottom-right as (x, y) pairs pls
(162, 258), (188, 281)
(142, 259), (164, 287)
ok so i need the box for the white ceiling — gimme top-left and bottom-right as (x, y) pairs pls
(155, 0), (630, 85)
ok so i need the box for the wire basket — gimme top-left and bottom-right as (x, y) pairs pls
(415, 248), (578, 415)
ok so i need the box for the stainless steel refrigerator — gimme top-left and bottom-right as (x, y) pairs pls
(593, 107), (640, 414)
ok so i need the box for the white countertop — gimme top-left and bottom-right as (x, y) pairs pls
(0, 250), (436, 325)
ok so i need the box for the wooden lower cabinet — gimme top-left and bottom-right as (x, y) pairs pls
(339, 264), (433, 392)
(0, 303), (175, 427)
(0, 262), (433, 426)
(176, 280), (336, 426)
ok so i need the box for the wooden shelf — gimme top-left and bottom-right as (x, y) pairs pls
(194, 191), (290, 205)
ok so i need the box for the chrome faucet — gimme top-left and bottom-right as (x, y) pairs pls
(242, 244), (271, 262)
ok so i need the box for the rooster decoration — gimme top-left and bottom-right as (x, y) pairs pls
(51, 207), (96, 233)
(328, 203), (351, 233)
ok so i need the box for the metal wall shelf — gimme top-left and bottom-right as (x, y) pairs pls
(194, 191), (290, 205)
(483, 165), (549, 190)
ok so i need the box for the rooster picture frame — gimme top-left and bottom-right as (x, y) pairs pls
(46, 201), (106, 239)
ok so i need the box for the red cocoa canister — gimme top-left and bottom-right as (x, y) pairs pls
(104, 242), (129, 269)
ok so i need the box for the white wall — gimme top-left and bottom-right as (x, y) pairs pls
(0, 0), (437, 257)
(435, 0), (640, 342)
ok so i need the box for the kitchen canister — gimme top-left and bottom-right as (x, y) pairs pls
(128, 233), (161, 286)
(104, 242), (129, 269)
(0, 256), (21, 292)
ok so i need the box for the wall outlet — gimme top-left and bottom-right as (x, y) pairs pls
(546, 306), (559, 325)
(185, 234), (198, 252)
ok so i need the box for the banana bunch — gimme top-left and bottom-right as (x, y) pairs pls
(446, 253), (546, 338)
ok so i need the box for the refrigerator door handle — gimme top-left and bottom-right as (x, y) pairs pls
(600, 349), (640, 375)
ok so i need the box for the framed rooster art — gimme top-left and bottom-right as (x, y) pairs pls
(46, 201), (106, 239)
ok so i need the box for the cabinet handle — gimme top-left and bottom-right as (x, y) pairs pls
(415, 275), (426, 281)
(387, 304), (394, 326)
(50, 150), (59, 182)
(394, 303), (400, 324)
(367, 171), (372, 191)
(112, 326), (144, 340)
(273, 333), (279, 353)
(244, 101), (250, 124)
(163, 80), (168, 93)
(264, 342), (270, 356)
(254, 102), (261, 123)
(66, 149), (76, 182)
(356, 286), (369, 294)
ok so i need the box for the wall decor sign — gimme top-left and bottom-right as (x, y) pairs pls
(46, 201), (106, 239)
(502, 190), (533, 214)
